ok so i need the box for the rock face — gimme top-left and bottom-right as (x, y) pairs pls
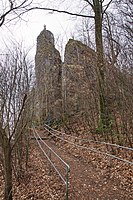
(63, 39), (98, 120)
(35, 28), (99, 125)
(35, 26), (62, 123)
(35, 27), (132, 137)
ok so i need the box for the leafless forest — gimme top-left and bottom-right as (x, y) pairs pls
(0, 1), (133, 200)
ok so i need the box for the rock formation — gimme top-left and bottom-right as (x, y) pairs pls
(35, 25), (62, 123)
(63, 39), (99, 122)
(35, 28), (99, 126)
(34, 26), (133, 141)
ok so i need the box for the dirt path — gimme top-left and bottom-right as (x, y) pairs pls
(0, 134), (132, 200)
(38, 138), (133, 200)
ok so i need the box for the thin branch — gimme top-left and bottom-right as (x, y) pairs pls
(83, 0), (94, 9)
(0, 0), (95, 27)
(9, 0), (13, 9)
(11, 123), (27, 150)
(25, 7), (95, 18)
(0, 0), (32, 27)
(102, 0), (113, 15)
(0, 16), (5, 27)
(9, 93), (27, 141)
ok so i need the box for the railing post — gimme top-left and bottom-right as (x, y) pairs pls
(48, 150), (51, 176)
(66, 166), (69, 200)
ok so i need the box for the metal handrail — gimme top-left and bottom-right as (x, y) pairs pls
(43, 125), (133, 165)
(44, 124), (133, 151)
(32, 126), (70, 200)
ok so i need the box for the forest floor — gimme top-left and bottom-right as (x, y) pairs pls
(0, 125), (133, 200)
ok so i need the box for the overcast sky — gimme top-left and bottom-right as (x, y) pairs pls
(0, 0), (85, 59)
(0, 0), (114, 60)
(0, 13), (74, 58)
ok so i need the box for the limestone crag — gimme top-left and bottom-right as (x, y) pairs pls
(35, 26), (62, 123)
(63, 39), (98, 119)
(35, 27), (131, 135)
(35, 28), (99, 125)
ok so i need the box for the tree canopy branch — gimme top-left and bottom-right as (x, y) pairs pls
(26, 6), (95, 18)
(0, 0), (95, 27)
(83, 0), (94, 9)
(0, 0), (32, 27)
(102, 0), (113, 15)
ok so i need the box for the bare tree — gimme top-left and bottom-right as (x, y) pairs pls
(95, 0), (133, 145)
(3, 0), (131, 134)
(0, 45), (33, 200)
(0, 0), (33, 27)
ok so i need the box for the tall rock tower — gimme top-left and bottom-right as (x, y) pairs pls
(35, 25), (62, 124)
(63, 39), (98, 121)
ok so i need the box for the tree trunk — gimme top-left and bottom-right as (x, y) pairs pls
(3, 139), (12, 200)
(94, 0), (110, 129)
